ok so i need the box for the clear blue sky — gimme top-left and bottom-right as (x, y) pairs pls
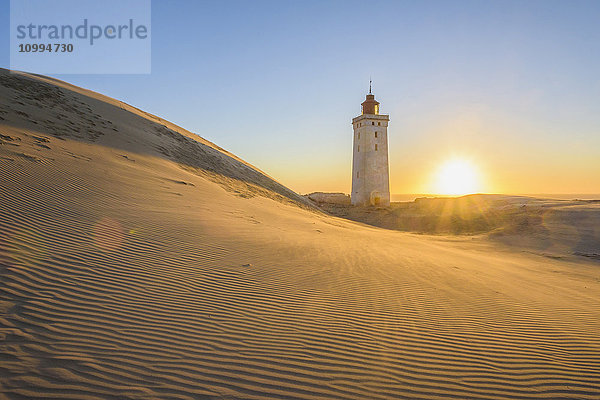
(1, 0), (599, 194)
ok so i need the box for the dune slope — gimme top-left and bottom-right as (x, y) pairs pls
(315, 194), (600, 260)
(1, 71), (600, 399)
(0, 69), (311, 209)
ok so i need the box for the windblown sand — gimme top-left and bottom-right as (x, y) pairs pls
(1, 70), (599, 399)
(314, 194), (600, 261)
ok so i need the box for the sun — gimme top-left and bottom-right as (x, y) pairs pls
(434, 159), (480, 195)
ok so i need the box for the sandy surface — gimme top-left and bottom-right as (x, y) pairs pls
(314, 195), (600, 262)
(1, 70), (599, 399)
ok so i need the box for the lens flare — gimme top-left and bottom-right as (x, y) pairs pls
(92, 217), (125, 253)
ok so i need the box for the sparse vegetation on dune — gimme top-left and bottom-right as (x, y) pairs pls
(311, 194), (600, 259)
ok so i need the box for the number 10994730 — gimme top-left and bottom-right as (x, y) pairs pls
(18, 43), (74, 53)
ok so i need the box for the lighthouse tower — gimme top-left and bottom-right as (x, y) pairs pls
(351, 85), (390, 206)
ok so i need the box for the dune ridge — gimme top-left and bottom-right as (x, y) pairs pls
(1, 71), (600, 399)
(0, 69), (312, 210)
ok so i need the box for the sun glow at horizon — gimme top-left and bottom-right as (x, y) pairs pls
(434, 159), (481, 196)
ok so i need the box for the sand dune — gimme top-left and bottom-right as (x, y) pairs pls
(314, 194), (600, 261)
(1, 70), (600, 399)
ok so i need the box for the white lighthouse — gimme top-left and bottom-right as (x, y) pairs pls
(351, 85), (390, 206)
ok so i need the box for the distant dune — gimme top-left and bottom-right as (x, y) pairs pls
(314, 194), (600, 261)
(1, 70), (599, 399)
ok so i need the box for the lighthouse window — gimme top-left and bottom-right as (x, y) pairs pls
(375, 132), (378, 138)
(375, 144), (378, 151)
